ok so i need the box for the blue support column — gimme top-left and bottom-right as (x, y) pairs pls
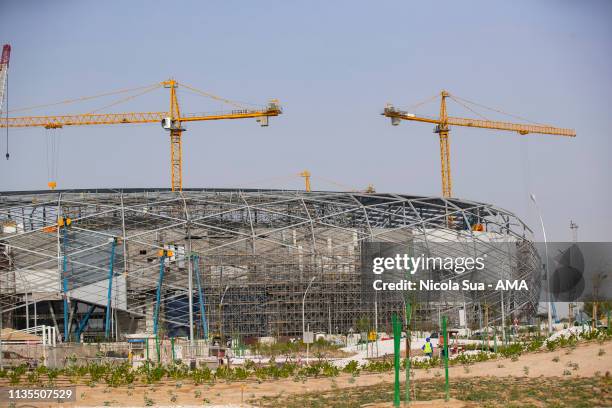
(75, 304), (96, 343)
(153, 254), (167, 336)
(105, 238), (117, 339)
(193, 255), (208, 339)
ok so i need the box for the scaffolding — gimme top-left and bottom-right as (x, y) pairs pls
(0, 189), (540, 340)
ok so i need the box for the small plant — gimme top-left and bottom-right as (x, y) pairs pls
(563, 369), (571, 376)
(27, 371), (39, 385)
(170, 393), (177, 403)
(46, 368), (60, 385)
(497, 363), (504, 368)
(144, 394), (155, 406)
(195, 389), (202, 398)
(8, 365), (27, 385)
(598, 348), (605, 356)
(348, 376), (356, 384)
(552, 356), (560, 362)
(510, 355), (519, 362)
(342, 360), (360, 375)
(463, 365), (471, 374)
(523, 366), (529, 376)
(434, 371), (442, 378)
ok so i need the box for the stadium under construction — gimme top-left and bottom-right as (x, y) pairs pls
(0, 188), (541, 342)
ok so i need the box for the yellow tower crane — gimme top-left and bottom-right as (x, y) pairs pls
(1, 79), (282, 191)
(299, 170), (311, 192)
(383, 91), (575, 198)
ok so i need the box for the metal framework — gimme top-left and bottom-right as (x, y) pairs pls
(0, 189), (540, 340)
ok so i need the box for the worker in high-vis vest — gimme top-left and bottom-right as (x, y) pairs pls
(422, 337), (434, 358)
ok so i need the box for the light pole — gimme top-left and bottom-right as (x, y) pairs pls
(302, 276), (317, 335)
(530, 194), (553, 334)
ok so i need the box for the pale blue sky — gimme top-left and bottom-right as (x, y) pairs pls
(0, 0), (610, 241)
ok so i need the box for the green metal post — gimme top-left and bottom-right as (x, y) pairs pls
(442, 316), (449, 402)
(156, 335), (160, 363)
(494, 326), (498, 354)
(145, 338), (150, 365)
(607, 310), (611, 336)
(171, 337), (176, 362)
(481, 331), (485, 352)
(392, 313), (401, 407)
(405, 302), (412, 405)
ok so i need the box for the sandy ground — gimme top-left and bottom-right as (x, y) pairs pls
(6, 340), (611, 407)
(363, 399), (466, 408)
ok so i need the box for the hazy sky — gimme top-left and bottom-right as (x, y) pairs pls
(0, 0), (610, 241)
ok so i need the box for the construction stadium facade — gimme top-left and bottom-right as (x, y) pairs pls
(0, 189), (540, 341)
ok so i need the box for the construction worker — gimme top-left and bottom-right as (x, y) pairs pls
(422, 337), (434, 358)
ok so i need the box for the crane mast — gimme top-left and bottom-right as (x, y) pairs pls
(0, 44), (9, 115)
(163, 79), (184, 192)
(299, 170), (311, 192)
(435, 91), (452, 198)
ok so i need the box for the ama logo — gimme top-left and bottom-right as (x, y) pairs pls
(550, 244), (585, 302)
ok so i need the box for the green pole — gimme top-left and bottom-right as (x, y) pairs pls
(607, 310), (611, 336)
(146, 337), (149, 370)
(171, 337), (176, 362)
(405, 302), (412, 405)
(392, 313), (401, 407)
(442, 316), (449, 402)
(494, 326), (498, 354)
(156, 335), (160, 363)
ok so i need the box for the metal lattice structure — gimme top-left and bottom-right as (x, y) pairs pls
(0, 189), (540, 340)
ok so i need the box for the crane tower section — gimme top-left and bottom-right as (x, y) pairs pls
(0, 44), (10, 114)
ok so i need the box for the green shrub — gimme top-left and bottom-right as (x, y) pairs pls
(498, 343), (523, 357)
(191, 367), (213, 384)
(342, 360), (360, 375)
(363, 358), (394, 372)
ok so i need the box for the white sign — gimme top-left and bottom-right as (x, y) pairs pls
(303, 331), (314, 344)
